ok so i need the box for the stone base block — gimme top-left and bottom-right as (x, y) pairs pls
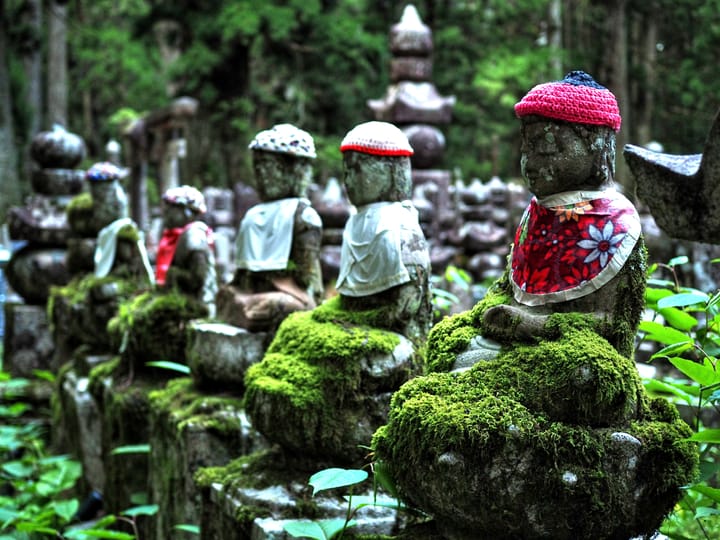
(3, 303), (55, 376)
(148, 378), (267, 540)
(186, 321), (270, 391)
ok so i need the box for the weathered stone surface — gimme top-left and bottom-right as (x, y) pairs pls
(5, 246), (71, 304)
(3, 303), (55, 376)
(148, 378), (267, 540)
(186, 321), (271, 391)
(624, 107), (720, 242)
(197, 449), (403, 540)
(54, 368), (106, 494)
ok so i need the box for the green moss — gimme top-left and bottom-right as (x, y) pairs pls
(116, 223), (140, 242)
(107, 290), (207, 370)
(67, 192), (93, 213)
(373, 310), (698, 538)
(425, 283), (510, 373)
(195, 449), (297, 491)
(148, 377), (244, 435)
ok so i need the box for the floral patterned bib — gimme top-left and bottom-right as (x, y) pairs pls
(510, 189), (641, 306)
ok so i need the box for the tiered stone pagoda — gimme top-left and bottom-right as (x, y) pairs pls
(368, 4), (455, 242)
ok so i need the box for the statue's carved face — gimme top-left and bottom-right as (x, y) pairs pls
(162, 202), (194, 229)
(342, 151), (411, 206)
(520, 116), (612, 198)
(252, 150), (313, 201)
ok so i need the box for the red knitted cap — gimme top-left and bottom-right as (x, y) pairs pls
(515, 71), (621, 132)
(340, 121), (414, 156)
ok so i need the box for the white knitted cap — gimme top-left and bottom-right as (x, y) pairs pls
(248, 123), (316, 158)
(340, 121), (414, 156)
(162, 185), (207, 214)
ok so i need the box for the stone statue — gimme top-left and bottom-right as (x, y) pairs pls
(88, 162), (153, 284)
(216, 123), (323, 332)
(337, 120), (432, 341)
(372, 72), (696, 540)
(453, 70), (644, 368)
(156, 185), (217, 316)
(242, 121), (430, 466)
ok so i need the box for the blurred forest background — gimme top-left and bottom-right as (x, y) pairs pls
(1, 0), (720, 223)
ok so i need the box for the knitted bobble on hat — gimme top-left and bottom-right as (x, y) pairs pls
(340, 121), (414, 156)
(514, 71), (622, 132)
(86, 161), (126, 182)
(249, 123), (317, 159)
(162, 185), (207, 214)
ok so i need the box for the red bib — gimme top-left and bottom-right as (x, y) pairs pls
(155, 222), (214, 285)
(510, 189), (640, 305)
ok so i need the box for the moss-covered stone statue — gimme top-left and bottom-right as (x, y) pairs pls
(216, 123), (323, 333)
(372, 72), (697, 539)
(243, 121), (431, 466)
(49, 162), (154, 356)
(155, 185), (218, 316)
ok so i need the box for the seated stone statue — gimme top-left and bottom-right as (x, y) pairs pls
(453, 70), (644, 369)
(89, 162), (153, 284)
(156, 185), (218, 317)
(243, 121), (431, 466)
(337, 120), (432, 341)
(216, 123), (323, 332)
(372, 71), (696, 540)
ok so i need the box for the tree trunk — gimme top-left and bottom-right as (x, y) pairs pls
(47, 0), (68, 127)
(0, 0), (21, 223)
(635, 11), (657, 146)
(604, 0), (632, 197)
(548, 0), (563, 79)
(21, 0), (42, 144)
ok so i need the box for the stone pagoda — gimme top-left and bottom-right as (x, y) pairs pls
(368, 4), (455, 241)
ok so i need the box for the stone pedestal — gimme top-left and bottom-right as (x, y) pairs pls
(196, 449), (404, 540)
(147, 378), (267, 540)
(3, 303), (55, 376)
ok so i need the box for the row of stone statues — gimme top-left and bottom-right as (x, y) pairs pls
(19, 70), (697, 540)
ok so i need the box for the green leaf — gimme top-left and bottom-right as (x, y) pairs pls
(639, 321), (693, 346)
(652, 342), (695, 359)
(686, 429), (720, 443)
(342, 495), (405, 510)
(51, 499), (80, 523)
(15, 522), (58, 534)
(283, 520), (329, 540)
(122, 504), (158, 516)
(669, 255), (689, 267)
(2, 461), (34, 478)
(32, 370), (55, 382)
(670, 357), (720, 387)
(695, 506), (720, 519)
(174, 524), (200, 534)
(689, 483), (720, 504)
(111, 444), (150, 455)
(308, 468), (368, 495)
(658, 292), (709, 309)
(145, 361), (191, 374)
(658, 308), (698, 332)
(283, 518), (352, 540)
(65, 529), (135, 539)
(642, 378), (699, 404)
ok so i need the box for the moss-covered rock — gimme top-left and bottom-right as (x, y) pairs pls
(147, 378), (264, 540)
(107, 290), (208, 376)
(373, 314), (698, 540)
(244, 296), (419, 466)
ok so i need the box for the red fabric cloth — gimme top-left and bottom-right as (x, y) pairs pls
(510, 190), (640, 305)
(154, 222), (215, 285)
(155, 224), (190, 286)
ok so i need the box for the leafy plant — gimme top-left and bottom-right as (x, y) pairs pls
(638, 256), (720, 539)
(283, 466), (406, 540)
(431, 265), (473, 321)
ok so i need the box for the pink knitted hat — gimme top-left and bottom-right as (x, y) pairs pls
(340, 121), (414, 156)
(514, 71), (621, 132)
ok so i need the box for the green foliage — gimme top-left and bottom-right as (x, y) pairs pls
(639, 259), (720, 539)
(283, 467), (402, 540)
